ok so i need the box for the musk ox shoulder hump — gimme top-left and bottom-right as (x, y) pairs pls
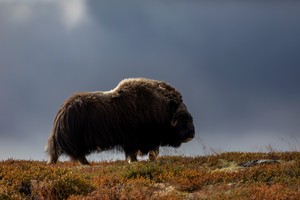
(114, 78), (183, 105)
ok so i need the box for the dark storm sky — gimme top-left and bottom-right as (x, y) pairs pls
(0, 1), (300, 160)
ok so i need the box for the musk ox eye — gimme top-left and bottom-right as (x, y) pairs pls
(179, 116), (185, 120)
(172, 116), (185, 128)
(171, 112), (192, 127)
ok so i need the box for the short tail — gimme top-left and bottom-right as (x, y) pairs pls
(45, 132), (59, 164)
(45, 108), (65, 164)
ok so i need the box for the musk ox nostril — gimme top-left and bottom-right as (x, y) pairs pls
(45, 78), (195, 165)
(182, 131), (195, 143)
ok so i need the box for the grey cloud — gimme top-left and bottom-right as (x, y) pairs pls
(0, 1), (300, 160)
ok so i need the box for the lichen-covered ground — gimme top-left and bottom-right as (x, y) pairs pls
(1, 152), (299, 199)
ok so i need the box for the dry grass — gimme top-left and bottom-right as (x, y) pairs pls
(0, 152), (299, 199)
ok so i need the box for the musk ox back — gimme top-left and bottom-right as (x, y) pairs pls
(46, 78), (195, 165)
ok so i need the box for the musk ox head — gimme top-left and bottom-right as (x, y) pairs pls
(170, 103), (195, 146)
(46, 78), (195, 165)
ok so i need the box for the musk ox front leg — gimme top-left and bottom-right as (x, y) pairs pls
(149, 147), (159, 161)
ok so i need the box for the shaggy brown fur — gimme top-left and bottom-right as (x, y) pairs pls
(46, 78), (195, 164)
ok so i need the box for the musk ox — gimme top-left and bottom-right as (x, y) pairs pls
(46, 78), (195, 165)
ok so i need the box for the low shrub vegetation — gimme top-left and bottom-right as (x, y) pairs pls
(0, 152), (299, 199)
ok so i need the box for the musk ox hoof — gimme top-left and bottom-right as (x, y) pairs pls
(47, 157), (57, 165)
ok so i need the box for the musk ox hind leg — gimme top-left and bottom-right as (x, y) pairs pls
(45, 135), (60, 165)
(47, 153), (59, 165)
(125, 150), (138, 163)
